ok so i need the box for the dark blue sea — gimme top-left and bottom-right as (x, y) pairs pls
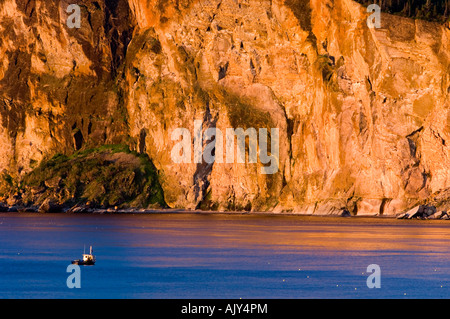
(1, 213), (449, 299)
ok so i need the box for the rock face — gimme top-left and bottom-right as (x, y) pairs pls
(0, 0), (449, 215)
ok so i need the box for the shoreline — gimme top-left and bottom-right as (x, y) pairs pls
(1, 199), (449, 221)
(1, 207), (450, 222)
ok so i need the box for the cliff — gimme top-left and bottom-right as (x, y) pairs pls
(0, 0), (449, 215)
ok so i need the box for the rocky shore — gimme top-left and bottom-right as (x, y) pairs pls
(0, 201), (181, 214)
(1, 199), (450, 220)
(396, 205), (450, 220)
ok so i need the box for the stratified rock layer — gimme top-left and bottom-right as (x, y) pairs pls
(0, 0), (449, 215)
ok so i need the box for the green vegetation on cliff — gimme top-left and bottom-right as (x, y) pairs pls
(7, 145), (166, 209)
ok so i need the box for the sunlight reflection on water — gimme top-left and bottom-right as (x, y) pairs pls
(1, 213), (449, 298)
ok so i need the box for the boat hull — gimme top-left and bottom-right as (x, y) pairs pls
(71, 259), (95, 266)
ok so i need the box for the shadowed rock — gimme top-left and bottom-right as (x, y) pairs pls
(38, 199), (63, 213)
(0, 203), (8, 212)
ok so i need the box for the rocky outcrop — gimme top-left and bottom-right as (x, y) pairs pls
(396, 204), (450, 219)
(0, 0), (449, 216)
(16, 145), (166, 209)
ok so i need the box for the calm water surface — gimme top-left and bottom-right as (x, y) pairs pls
(1, 213), (449, 299)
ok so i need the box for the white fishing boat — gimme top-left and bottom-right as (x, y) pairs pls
(71, 246), (96, 266)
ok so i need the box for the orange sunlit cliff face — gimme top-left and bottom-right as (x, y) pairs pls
(0, 0), (449, 216)
(127, 0), (192, 28)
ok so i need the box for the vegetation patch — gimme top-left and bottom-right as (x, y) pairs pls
(16, 144), (166, 209)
